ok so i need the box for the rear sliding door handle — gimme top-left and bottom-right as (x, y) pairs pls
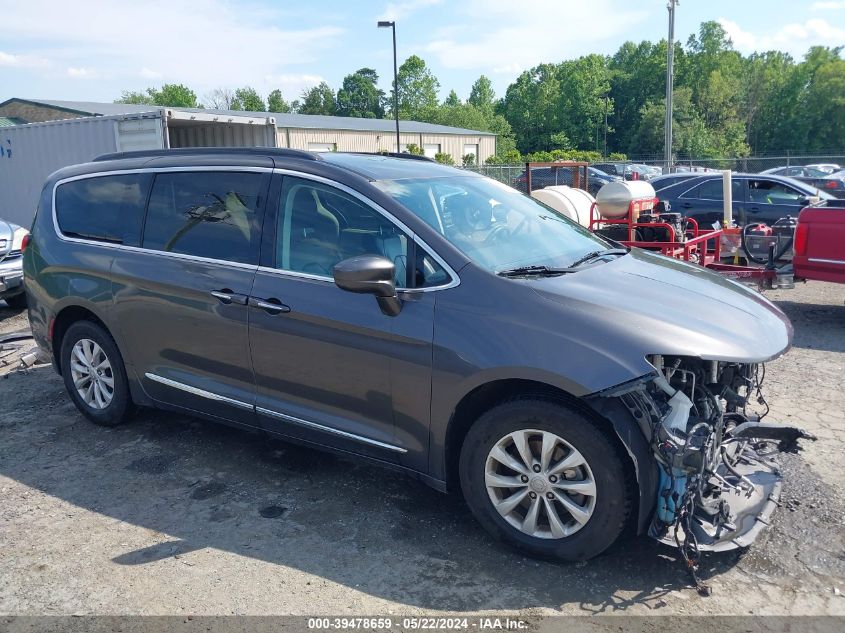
(211, 289), (249, 305)
(250, 297), (291, 314)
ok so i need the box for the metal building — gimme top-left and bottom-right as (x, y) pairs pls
(0, 98), (496, 227)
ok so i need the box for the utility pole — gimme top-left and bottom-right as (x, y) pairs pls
(664, 0), (679, 173)
(378, 20), (401, 153)
(603, 94), (609, 159)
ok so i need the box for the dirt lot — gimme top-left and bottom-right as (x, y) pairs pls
(0, 282), (843, 618)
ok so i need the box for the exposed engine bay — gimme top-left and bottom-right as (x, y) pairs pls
(612, 355), (816, 591)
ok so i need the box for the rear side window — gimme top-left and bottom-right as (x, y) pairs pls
(143, 171), (265, 265)
(55, 174), (150, 245)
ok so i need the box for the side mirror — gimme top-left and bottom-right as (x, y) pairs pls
(333, 255), (402, 317)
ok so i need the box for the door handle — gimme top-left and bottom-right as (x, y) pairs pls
(210, 289), (248, 305)
(249, 297), (291, 314)
(681, 201), (693, 208)
(748, 206), (760, 212)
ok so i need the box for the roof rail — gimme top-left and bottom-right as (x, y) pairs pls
(93, 147), (319, 162)
(353, 152), (435, 162)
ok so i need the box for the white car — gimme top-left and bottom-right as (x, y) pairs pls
(0, 218), (28, 308)
(805, 163), (840, 174)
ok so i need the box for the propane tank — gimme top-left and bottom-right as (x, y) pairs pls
(594, 181), (657, 219)
(530, 185), (594, 228)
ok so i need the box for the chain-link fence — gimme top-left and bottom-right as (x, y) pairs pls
(461, 155), (845, 187)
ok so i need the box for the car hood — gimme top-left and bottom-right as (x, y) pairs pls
(530, 248), (792, 364)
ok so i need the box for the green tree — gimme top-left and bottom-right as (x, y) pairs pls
(393, 55), (440, 119)
(298, 82), (336, 115)
(267, 89), (292, 113)
(232, 87), (265, 111)
(336, 68), (385, 118)
(443, 89), (461, 107)
(468, 75), (495, 113)
(116, 83), (199, 108)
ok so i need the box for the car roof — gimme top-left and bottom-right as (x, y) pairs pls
(657, 172), (825, 195)
(45, 148), (471, 187)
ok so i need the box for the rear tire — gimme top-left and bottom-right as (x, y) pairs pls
(459, 399), (631, 561)
(60, 320), (134, 427)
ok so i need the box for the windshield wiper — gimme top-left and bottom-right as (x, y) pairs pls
(568, 248), (628, 268)
(497, 265), (575, 278)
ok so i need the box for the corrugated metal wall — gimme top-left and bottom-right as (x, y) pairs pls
(168, 122), (275, 148)
(0, 113), (164, 227)
(278, 128), (496, 163)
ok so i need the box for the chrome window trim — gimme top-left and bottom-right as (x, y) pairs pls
(808, 257), (845, 266)
(269, 168), (460, 293)
(51, 166), (273, 270)
(677, 176), (745, 202)
(256, 406), (407, 453)
(50, 165), (460, 292)
(144, 372), (254, 411)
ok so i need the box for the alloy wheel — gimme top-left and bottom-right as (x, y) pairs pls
(484, 429), (597, 539)
(69, 338), (114, 410)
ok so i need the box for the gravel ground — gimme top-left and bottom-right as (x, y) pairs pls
(0, 282), (843, 618)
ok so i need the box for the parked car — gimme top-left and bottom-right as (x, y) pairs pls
(760, 166), (845, 198)
(513, 166), (621, 195)
(592, 162), (654, 181)
(805, 163), (840, 174)
(24, 148), (800, 561)
(649, 173), (698, 191)
(655, 173), (835, 226)
(0, 218), (28, 308)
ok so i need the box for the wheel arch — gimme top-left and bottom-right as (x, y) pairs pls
(51, 304), (110, 375)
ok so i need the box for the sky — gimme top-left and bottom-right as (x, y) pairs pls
(1, 0), (844, 107)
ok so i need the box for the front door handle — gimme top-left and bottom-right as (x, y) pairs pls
(211, 289), (248, 305)
(250, 297), (291, 314)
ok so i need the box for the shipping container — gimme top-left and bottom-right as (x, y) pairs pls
(0, 109), (276, 227)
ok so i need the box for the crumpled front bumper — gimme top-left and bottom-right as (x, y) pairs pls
(652, 448), (783, 552)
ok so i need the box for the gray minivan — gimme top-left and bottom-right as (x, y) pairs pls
(23, 149), (809, 562)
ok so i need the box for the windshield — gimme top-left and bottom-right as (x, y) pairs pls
(374, 175), (611, 273)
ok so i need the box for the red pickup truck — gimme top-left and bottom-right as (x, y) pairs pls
(793, 206), (845, 284)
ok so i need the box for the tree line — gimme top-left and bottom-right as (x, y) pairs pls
(116, 21), (845, 164)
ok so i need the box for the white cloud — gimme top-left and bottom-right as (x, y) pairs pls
(66, 66), (96, 79)
(421, 0), (648, 77)
(811, 1), (845, 9)
(378, 0), (443, 22)
(0, 0), (343, 93)
(263, 73), (326, 97)
(140, 68), (163, 80)
(0, 50), (50, 68)
(718, 17), (845, 57)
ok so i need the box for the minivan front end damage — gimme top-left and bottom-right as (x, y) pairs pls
(595, 355), (814, 578)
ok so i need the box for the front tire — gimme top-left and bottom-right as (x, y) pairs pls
(459, 399), (632, 561)
(60, 320), (134, 427)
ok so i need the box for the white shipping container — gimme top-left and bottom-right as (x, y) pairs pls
(0, 109), (277, 227)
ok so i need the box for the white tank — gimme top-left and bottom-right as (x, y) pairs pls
(594, 181), (657, 219)
(531, 186), (595, 228)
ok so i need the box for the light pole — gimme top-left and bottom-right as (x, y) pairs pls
(664, 0), (679, 173)
(378, 20), (401, 153)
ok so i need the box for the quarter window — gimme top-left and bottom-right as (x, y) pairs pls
(56, 174), (150, 245)
(143, 171), (264, 264)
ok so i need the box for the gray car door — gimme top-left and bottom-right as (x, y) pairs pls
(247, 173), (446, 469)
(111, 168), (271, 426)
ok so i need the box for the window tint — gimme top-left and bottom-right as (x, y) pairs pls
(143, 171), (264, 264)
(682, 178), (742, 201)
(747, 179), (803, 205)
(276, 177), (436, 288)
(56, 174), (150, 245)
